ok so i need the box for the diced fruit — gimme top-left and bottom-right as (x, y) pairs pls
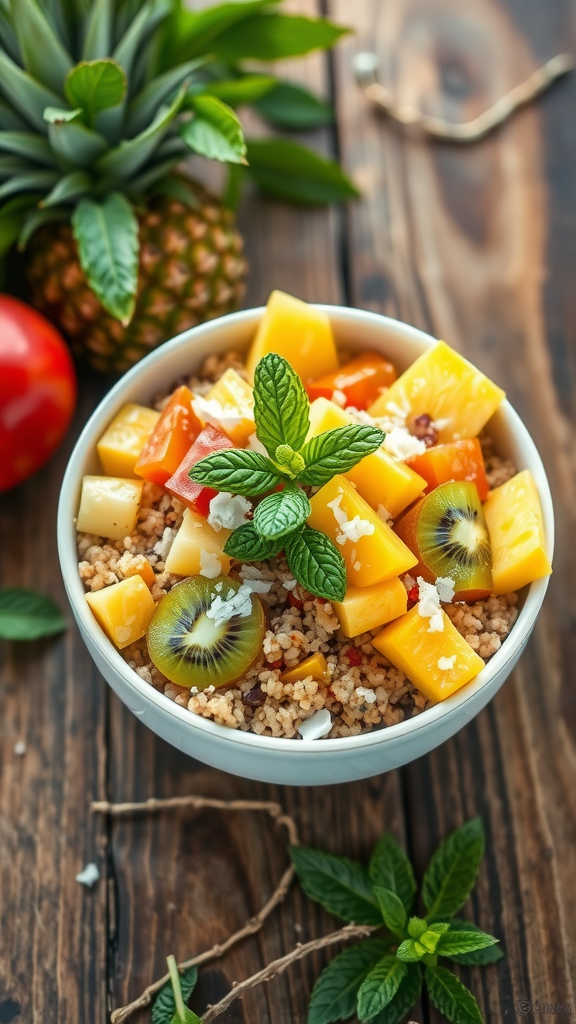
(307, 351), (397, 410)
(121, 554), (156, 589)
(86, 575), (156, 650)
(408, 438), (489, 501)
(165, 509), (232, 578)
(307, 398), (426, 518)
(280, 652), (329, 683)
(147, 575), (265, 689)
(246, 290), (338, 383)
(202, 368), (255, 446)
(372, 605), (485, 704)
(77, 475), (143, 541)
(308, 475), (418, 587)
(483, 469), (551, 593)
(97, 403), (160, 477)
(394, 481), (492, 601)
(165, 425), (234, 516)
(334, 578), (407, 637)
(368, 341), (505, 443)
(134, 386), (201, 486)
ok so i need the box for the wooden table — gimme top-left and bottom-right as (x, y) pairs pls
(1, 1), (575, 1021)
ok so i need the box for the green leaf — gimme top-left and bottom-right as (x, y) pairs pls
(422, 819), (485, 922)
(127, 58), (208, 136)
(71, 192), (139, 324)
(298, 424), (384, 486)
(10, 0), (73, 95)
(396, 940), (424, 964)
(441, 920), (504, 965)
(369, 834), (417, 916)
(290, 845), (381, 925)
(0, 131), (55, 166)
(253, 352), (310, 457)
(182, 95), (246, 164)
(152, 966), (198, 1024)
(0, 48), (63, 132)
(372, 887), (407, 939)
(189, 449), (281, 497)
(224, 523), (283, 563)
(254, 81), (333, 130)
(65, 60), (127, 125)
(0, 588), (66, 641)
(18, 206), (69, 249)
(81, 0), (112, 61)
(307, 939), (391, 1024)
(210, 13), (349, 62)
(253, 487), (310, 541)
(46, 111), (108, 167)
(246, 139), (359, 206)
(407, 918), (428, 940)
(97, 81), (187, 181)
(357, 957), (407, 1022)
(0, 170), (58, 203)
(285, 526), (346, 603)
(436, 928), (499, 960)
(113, 0), (173, 81)
(425, 965), (484, 1024)
(157, 0), (275, 66)
(41, 170), (91, 208)
(204, 75), (276, 106)
(370, 964), (422, 1024)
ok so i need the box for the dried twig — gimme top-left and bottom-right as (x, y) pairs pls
(201, 923), (376, 1024)
(354, 52), (574, 142)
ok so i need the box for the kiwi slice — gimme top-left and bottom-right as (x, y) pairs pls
(415, 481), (492, 597)
(147, 575), (265, 690)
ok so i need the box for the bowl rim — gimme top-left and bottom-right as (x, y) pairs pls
(58, 305), (554, 754)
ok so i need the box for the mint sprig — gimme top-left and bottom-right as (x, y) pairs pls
(0, 587), (66, 641)
(152, 962), (198, 1024)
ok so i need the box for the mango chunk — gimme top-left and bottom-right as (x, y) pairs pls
(308, 475), (418, 587)
(121, 554), (156, 589)
(483, 469), (551, 593)
(203, 368), (255, 446)
(86, 575), (156, 650)
(97, 403), (160, 477)
(165, 509), (232, 578)
(334, 578), (407, 637)
(372, 606), (485, 703)
(368, 341), (505, 443)
(77, 475), (143, 541)
(280, 652), (329, 683)
(307, 398), (425, 518)
(246, 290), (338, 383)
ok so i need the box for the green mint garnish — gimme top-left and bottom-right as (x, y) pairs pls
(297, 423), (384, 486)
(356, 956), (407, 1021)
(153, 957), (199, 1024)
(253, 486), (311, 540)
(285, 526), (346, 603)
(274, 443), (306, 476)
(189, 449), (282, 496)
(253, 351), (310, 455)
(422, 817), (485, 921)
(223, 523), (284, 562)
(0, 588), (66, 641)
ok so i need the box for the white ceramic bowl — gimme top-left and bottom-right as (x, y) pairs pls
(58, 307), (554, 785)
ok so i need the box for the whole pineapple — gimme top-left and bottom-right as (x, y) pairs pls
(0, 0), (356, 373)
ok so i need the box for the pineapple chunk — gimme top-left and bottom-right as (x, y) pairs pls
(86, 575), (156, 650)
(334, 578), (407, 638)
(308, 398), (426, 518)
(483, 469), (552, 593)
(77, 475), (143, 541)
(202, 368), (255, 446)
(372, 606), (485, 703)
(246, 290), (338, 383)
(121, 554), (156, 589)
(308, 475), (417, 587)
(280, 652), (329, 683)
(165, 509), (232, 578)
(368, 341), (505, 443)
(97, 403), (160, 477)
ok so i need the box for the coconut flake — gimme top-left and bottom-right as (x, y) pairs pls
(438, 655), (457, 670)
(298, 709), (332, 740)
(282, 579), (298, 591)
(435, 576), (456, 603)
(76, 863), (100, 887)
(247, 432), (269, 456)
(376, 504), (392, 523)
(384, 426), (427, 461)
(199, 548), (222, 579)
(206, 581), (264, 626)
(153, 526), (175, 559)
(13, 740), (26, 756)
(353, 560), (361, 571)
(332, 389), (347, 407)
(355, 686), (377, 704)
(207, 492), (251, 532)
(417, 577), (444, 633)
(192, 394), (243, 432)
(327, 494), (374, 545)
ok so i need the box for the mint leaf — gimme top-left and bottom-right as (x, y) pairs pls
(285, 526), (346, 602)
(189, 449), (282, 496)
(290, 845), (382, 925)
(307, 939), (390, 1024)
(422, 819), (485, 922)
(0, 588), (66, 641)
(254, 353), (310, 457)
(152, 966), (198, 1024)
(436, 928), (499, 959)
(254, 81), (333, 129)
(182, 95), (247, 164)
(396, 940), (424, 963)
(65, 60), (127, 125)
(253, 487), (310, 540)
(425, 965), (484, 1024)
(71, 192), (139, 324)
(441, 920), (504, 965)
(224, 523), (283, 562)
(407, 918), (428, 940)
(369, 834), (417, 916)
(203, 75), (276, 106)
(298, 424), (384, 486)
(246, 139), (359, 206)
(372, 887), (407, 938)
(357, 957), (407, 1022)
(370, 963), (422, 1024)
(209, 12), (348, 62)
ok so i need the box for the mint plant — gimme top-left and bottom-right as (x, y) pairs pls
(152, 958), (199, 1024)
(189, 353), (385, 601)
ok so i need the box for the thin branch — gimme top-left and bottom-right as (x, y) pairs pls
(201, 923), (377, 1024)
(355, 52), (574, 142)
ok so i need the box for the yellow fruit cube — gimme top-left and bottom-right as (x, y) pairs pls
(76, 475), (143, 540)
(368, 341), (505, 443)
(307, 475), (418, 587)
(165, 509), (232, 578)
(483, 470), (552, 594)
(203, 368), (255, 446)
(97, 403), (160, 477)
(334, 578), (407, 638)
(280, 652), (329, 683)
(246, 290), (338, 383)
(122, 554), (156, 589)
(86, 575), (156, 650)
(372, 606), (485, 703)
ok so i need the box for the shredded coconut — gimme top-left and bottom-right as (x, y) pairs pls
(192, 394), (243, 431)
(207, 491), (251, 532)
(282, 578), (298, 591)
(13, 740), (26, 756)
(153, 526), (175, 559)
(206, 582), (261, 626)
(435, 576), (456, 603)
(298, 709), (332, 740)
(384, 425), (427, 461)
(355, 686), (377, 704)
(332, 389), (347, 407)
(417, 577), (444, 633)
(199, 547), (222, 579)
(76, 863), (100, 887)
(327, 494), (375, 545)
(377, 504), (392, 523)
(438, 655), (457, 670)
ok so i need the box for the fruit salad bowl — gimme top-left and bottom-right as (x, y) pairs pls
(58, 306), (554, 785)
